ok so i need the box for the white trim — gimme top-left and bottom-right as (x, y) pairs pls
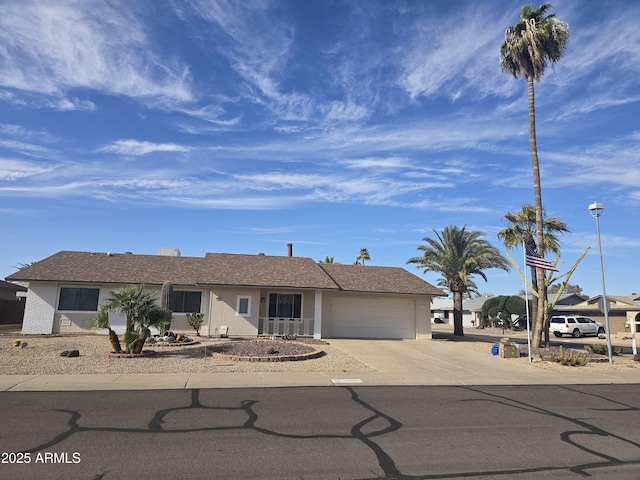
(236, 295), (251, 317)
(314, 290), (322, 339)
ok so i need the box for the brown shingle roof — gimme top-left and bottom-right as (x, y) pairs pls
(5, 251), (338, 289)
(201, 253), (338, 289)
(0, 279), (27, 292)
(6, 251), (444, 296)
(318, 263), (446, 296)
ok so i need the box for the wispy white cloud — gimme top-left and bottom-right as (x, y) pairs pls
(0, 158), (59, 181)
(47, 97), (96, 112)
(399, 3), (515, 101)
(0, 140), (55, 158)
(99, 139), (192, 156)
(166, 195), (293, 210)
(408, 197), (498, 215)
(0, 1), (193, 106)
(341, 156), (413, 170)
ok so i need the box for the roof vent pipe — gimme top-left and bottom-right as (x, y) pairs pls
(287, 242), (293, 257)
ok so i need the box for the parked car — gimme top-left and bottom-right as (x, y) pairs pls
(550, 315), (606, 338)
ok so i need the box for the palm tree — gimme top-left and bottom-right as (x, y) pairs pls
(319, 256), (335, 263)
(407, 226), (510, 336)
(89, 306), (123, 354)
(498, 204), (568, 345)
(95, 284), (170, 354)
(500, 3), (569, 349)
(103, 284), (158, 333)
(498, 204), (568, 254)
(356, 248), (370, 265)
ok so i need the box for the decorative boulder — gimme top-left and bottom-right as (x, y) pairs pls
(60, 350), (80, 357)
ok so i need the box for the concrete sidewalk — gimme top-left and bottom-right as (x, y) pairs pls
(1, 328), (637, 391)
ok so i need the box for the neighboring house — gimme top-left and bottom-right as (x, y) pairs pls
(0, 279), (27, 301)
(555, 294), (640, 334)
(5, 249), (446, 339)
(432, 293), (589, 329)
(551, 293), (587, 308)
(431, 296), (489, 327)
(0, 279), (27, 326)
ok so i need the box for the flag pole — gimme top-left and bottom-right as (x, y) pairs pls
(523, 241), (532, 363)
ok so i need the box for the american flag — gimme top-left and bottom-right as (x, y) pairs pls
(525, 245), (558, 272)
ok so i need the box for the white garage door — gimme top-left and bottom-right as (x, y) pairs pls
(329, 295), (416, 339)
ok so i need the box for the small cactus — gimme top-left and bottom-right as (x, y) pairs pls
(584, 344), (623, 356)
(539, 345), (588, 366)
(160, 281), (173, 310)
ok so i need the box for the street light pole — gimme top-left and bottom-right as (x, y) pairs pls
(588, 201), (613, 364)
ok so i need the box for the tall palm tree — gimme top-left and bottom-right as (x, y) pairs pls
(407, 226), (510, 336)
(497, 204), (569, 343)
(500, 3), (569, 349)
(356, 248), (370, 265)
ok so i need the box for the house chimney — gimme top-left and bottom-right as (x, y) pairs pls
(287, 242), (293, 257)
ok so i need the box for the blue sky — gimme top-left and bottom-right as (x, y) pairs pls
(1, 0), (639, 298)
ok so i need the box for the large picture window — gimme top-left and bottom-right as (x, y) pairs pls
(268, 293), (302, 319)
(172, 291), (202, 313)
(58, 288), (100, 311)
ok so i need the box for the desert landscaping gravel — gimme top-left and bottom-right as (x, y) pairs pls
(0, 335), (375, 375)
(1, 332), (637, 376)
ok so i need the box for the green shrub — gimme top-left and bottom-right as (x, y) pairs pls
(123, 331), (140, 353)
(186, 312), (204, 336)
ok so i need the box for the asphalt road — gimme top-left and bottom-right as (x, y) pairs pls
(1, 385), (639, 480)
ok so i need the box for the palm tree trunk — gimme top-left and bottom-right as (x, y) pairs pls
(453, 291), (464, 336)
(526, 75), (546, 350)
(132, 328), (149, 354)
(543, 304), (551, 346)
(529, 265), (538, 332)
(108, 329), (122, 353)
(125, 316), (134, 333)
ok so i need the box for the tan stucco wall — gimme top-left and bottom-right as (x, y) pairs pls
(50, 283), (209, 335)
(208, 287), (261, 337)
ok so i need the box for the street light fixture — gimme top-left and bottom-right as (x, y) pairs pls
(588, 201), (613, 364)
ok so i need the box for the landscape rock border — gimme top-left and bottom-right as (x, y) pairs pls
(210, 340), (326, 362)
(212, 349), (325, 362)
(146, 340), (200, 347)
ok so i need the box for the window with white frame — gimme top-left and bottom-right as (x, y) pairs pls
(236, 295), (251, 316)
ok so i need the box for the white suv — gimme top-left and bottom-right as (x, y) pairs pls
(550, 316), (605, 338)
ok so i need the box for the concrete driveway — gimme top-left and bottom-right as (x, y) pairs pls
(326, 337), (639, 386)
